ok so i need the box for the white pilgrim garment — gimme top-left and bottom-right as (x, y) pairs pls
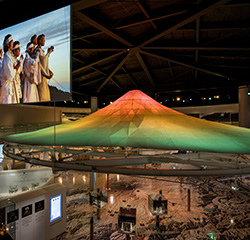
(0, 57), (3, 104)
(12, 57), (23, 103)
(1, 51), (16, 104)
(23, 53), (40, 103)
(34, 47), (51, 102)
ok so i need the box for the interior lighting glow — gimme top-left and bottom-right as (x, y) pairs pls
(84, 101), (88, 104)
(176, 97), (180, 101)
(209, 97), (212, 100)
(231, 182), (239, 190)
(58, 177), (62, 184)
(214, 95), (220, 99)
(110, 195), (114, 204)
(83, 175), (86, 183)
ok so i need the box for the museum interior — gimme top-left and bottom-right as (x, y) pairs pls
(1, 0), (250, 239)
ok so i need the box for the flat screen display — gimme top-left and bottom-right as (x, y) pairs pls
(0, 5), (71, 104)
(50, 194), (62, 223)
(0, 144), (3, 163)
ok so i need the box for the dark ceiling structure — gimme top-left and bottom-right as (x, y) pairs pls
(1, 0), (250, 105)
(71, 0), (250, 102)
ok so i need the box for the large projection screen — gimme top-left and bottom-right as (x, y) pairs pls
(0, 5), (71, 104)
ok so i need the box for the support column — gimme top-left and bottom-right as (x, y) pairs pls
(90, 172), (95, 191)
(187, 189), (191, 211)
(239, 85), (250, 128)
(97, 208), (100, 220)
(106, 173), (111, 190)
(91, 96), (98, 113)
(90, 215), (94, 240)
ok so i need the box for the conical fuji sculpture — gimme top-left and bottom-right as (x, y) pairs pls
(3, 90), (250, 154)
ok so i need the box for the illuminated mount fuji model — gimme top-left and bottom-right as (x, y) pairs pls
(3, 90), (250, 154)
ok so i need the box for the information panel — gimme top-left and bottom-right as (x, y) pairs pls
(50, 194), (62, 223)
(0, 144), (3, 163)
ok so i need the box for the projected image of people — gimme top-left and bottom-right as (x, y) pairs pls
(0, 6), (71, 104)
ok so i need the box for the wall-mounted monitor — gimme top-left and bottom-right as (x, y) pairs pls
(50, 194), (62, 223)
(0, 144), (3, 163)
(0, 5), (71, 104)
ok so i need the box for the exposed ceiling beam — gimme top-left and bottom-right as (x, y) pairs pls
(140, 50), (237, 81)
(114, 65), (185, 77)
(176, 26), (250, 32)
(72, 0), (108, 12)
(121, 66), (138, 88)
(72, 31), (103, 41)
(168, 54), (250, 60)
(110, 77), (122, 89)
(204, 64), (250, 69)
(195, 17), (200, 81)
(72, 51), (127, 75)
(79, 77), (104, 87)
(73, 56), (122, 85)
(72, 34), (92, 44)
(135, 52), (156, 87)
(73, 56), (107, 77)
(136, 1), (157, 30)
(139, 0), (232, 47)
(224, 1), (250, 7)
(74, 11), (133, 47)
(115, 10), (187, 30)
(142, 46), (250, 51)
(96, 53), (131, 92)
(73, 48), (127, 52)
(168, 62), (175, 86)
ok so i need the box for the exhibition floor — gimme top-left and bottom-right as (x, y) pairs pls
(53, 170), (250, 240)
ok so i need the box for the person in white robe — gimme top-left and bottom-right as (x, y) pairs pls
(1, 34), (21, 104)
(0, 47), (3, 104)
(0, 47), (3, 68)
(23, 42), (41, 103)
(12, 41), (23, 103)
(34, 34), (53, 102)
(31, 34), (37, 46)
